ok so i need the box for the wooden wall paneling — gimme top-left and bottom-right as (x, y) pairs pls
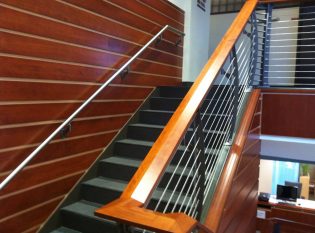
(0, 81), (153, 101)
(0, 172), (83, 219)
(0, 6), (183, 64)
(262, 91), (315, 138)
(0, 197), (63, 233)
(0, 0), (184, 231)
(0, 101), (141, 125)
(0, 130), (119, 173)
(0, 32), (181, 77)
(0, 115), (129, 149)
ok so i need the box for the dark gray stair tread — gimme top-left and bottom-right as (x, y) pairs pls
(83, 177), (127, 192)
(83, 177), (191, 205)
(100, 156), (190, 176)
(50, 227), (82, 233)
(61, 200), (118, 233)
(116, 138), (154, 147)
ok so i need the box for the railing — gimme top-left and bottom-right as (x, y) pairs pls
(253, 0), (315, 87)
(96, 0), (261, 232)
(0, 25), (184, 191)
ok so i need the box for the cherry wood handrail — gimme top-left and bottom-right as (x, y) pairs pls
(96, 0), (259, 232)
(121, 0), (258, 206)
(204, 89), (261, 232)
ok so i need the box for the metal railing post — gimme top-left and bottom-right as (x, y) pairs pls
(230, 46), (239, 142)
(261, 3), (273, 86)
(192, 110), (206, 220)
(250, 11), (259, 86)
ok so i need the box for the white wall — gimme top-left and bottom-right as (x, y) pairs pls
(168, 0), (211, 82)
(259, 159), (274, 193)
(209, 13), (237, 55)
(268, 7), (300, 86)
(260, 135), (315, 163)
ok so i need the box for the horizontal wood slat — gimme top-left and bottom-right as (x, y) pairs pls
(0, 172), (82, 219)
(0, 0), (183, 231)
(0, 81), (153, 101)
(0, 197), (63, 233)
(262, 91), (315, 138)
(0, 131), (117, 173)
(0, 101), (141, 125)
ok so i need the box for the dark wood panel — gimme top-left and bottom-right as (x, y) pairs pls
(0, 57), (181, 85)
(61, 0), (181, 43)
(0, 6), (183, 61)
(0, 101), (141, 125)
(0, 132), (116, 173)
(224, 156), (260, 213)
(237, 141), (260, 176)
(0, 32), (181, 77)
(220, 182), (258, 233)
(1, 0), (150, 44)
(0, 172), (82, 219)
(0, 81), (153, 101)
(0, 115), (128, 150)
(146, 0), (185, 24)
(0, 197), (62, 233)
(0, 150), (101, 194)
(110, 0), (184, 31)
(262, 93), (315, 138)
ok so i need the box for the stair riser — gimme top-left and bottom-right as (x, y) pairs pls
(61, 211), (118, 233)
(81, 185), (121, 205)
(150, 98), (231, 113)
(127, 126), (227, 146)
(158, 86), (231, 100)
(98, 162), (194, 193)
(139, 111), (230, 127)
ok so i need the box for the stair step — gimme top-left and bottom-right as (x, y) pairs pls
(126, 123), (227, 144)
(139, 109), (230, 127)
(80, 177), (192, 212)
(158, 86), (231, 100)
(150, 97), (231, 113)
(61, 201), (118, 233)
(98, 156), (193, 192)
(50, 227), (82, 233)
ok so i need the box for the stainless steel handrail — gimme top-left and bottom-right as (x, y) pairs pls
(0, 25), (185, 191)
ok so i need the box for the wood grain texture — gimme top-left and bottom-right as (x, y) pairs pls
(118, 0), (259, 205)
(0, 0), (183, 231)
(204, 89), (261, 233)
(262, 90), (315, 138)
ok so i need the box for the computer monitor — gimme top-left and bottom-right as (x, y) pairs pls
(285, 181), (302, 198)
(276, 184), (298, 202)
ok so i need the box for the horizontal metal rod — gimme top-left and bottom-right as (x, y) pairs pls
(268, 31), (315, 36)
(0, 25), (185, 191)
(268, 70), (315, 73)
(268, 77), (315, 79)
(267, 50), (315, 54)
(267, 37), (315, 42)
(267, 44), (315, 48)
(270, 24), (315, 30)
(266, 64), (315, 67)
(272, 17), (315, 24)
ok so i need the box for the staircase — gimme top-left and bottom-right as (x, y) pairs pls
(39, 85), (230, 233)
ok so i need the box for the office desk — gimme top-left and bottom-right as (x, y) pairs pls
(257, 196), (315, 233)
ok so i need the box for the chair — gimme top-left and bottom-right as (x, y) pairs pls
(285, 181), (302, 198)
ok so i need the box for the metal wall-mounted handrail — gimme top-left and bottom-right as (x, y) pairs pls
(0, 25), (185, 191)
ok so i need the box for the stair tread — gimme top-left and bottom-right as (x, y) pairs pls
(128, 123), (227, 134)
(100, 156), (191, 176)
(61, 200), (116, 224)
(82, 177), (192, 204)
(50, 227), (82, 233)
(141, 109), (230, 116)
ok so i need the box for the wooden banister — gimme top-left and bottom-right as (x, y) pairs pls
(95, 0), (259, 232)
(204, 89), (261, 232)
(121, 0), (259, 206)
